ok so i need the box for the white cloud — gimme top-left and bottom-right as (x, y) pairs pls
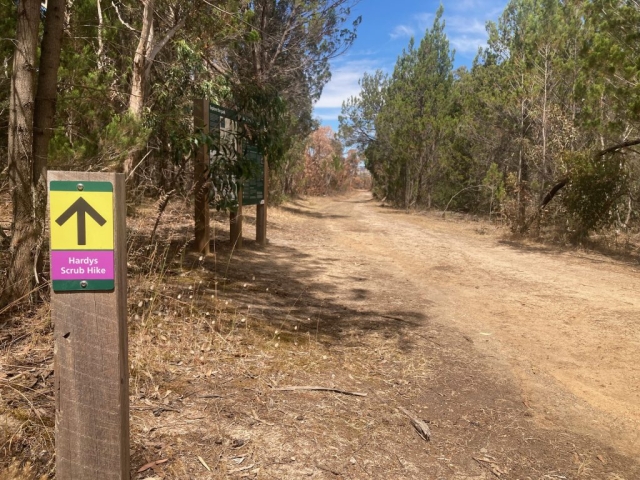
(390, 24), (415, 40)
(314, 110), (342, 121)
(446, 17), (488, 36)
(446, 16), (489, 54)
(450, 36), (487, 55)
(312, 0), (507, 127)
(404, 2), (504, 58)
(314, 59), (379, 109)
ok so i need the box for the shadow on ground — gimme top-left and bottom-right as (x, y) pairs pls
(128, 210), (428, 354)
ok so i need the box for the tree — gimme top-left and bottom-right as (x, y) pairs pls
(339, 70), (387, 152)
(2, 0), (66, 307)
(364, 6), (454, 208)
(303, 126), (346, 194)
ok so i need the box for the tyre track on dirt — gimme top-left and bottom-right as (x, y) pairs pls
(301, 192), (640, 462)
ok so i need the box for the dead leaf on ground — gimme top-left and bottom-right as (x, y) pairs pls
(198, 455), (211, 472)
(136, 458), (168, 473)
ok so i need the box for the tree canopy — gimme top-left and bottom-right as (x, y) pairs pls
(341, 1), (640, 239)
(0, 0), (359, 306)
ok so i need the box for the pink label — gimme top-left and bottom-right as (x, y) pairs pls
(51, 251), (114, 281)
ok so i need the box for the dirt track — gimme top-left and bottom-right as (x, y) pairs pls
(302, 191), (640, 455)
(239, 191), (640, 478)
(117, 190), (640, 479)
(4, 191), (640, 479)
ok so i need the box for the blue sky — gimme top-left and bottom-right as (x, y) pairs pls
(314, 0), (507, 133)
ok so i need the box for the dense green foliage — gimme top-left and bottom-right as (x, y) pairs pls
(0, 0), (359, 203)
(340, 1), (640, 238)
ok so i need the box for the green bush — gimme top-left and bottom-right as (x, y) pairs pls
(562, 151), (629, 239)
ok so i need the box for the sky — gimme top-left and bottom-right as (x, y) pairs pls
(314, 0), (507, 134)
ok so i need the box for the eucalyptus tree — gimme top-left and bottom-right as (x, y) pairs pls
(338, 70), (387, 195)
(2, 0), (66, 307)
(221, 0), (360, 197)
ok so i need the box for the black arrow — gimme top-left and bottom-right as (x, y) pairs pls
(55, 197), (107, 245)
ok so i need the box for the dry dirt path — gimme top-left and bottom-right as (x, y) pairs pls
(247, 191), (639, 478)
(307, 191), (640, 453)
(121, 191), (640, 479)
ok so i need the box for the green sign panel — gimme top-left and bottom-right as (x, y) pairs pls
(208, 102), (265, 206)
(242, 145), (264, 206)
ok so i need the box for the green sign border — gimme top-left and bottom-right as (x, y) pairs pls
(50, 181), (113, 192)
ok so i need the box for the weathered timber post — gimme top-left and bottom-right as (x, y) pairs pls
(256, 156), (268, 246)
(193, 98), (210, 254)
(230, 186), (243, 249)
(49, 171), (129, 479)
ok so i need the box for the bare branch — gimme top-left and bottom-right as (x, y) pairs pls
(111, 0), (137, 33)
(597, 138), (640, 157)
(145, 16), (186, 77)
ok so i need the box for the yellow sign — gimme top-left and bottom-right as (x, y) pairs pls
(50, 188), (113, 251)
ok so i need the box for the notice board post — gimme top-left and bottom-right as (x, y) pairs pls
(256, 156), (268, 245)
(49, 171), (129, 479)
(230, 187), (243, 249)
(193, 98), (210, 254)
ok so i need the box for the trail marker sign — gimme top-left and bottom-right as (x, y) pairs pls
(49, 181), (114, 291)
(49, 171), (129, 479)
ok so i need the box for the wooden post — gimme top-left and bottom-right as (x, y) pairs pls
(230, 186), (243, 249)
(256, 156), (268, 246)
(193, 98), (210, 254)
(49, 171), (129, 479)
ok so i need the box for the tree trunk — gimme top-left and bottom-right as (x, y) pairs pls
(129, 0), (154, 119)
(517, 81), (528, 232)
(2, 0), (41, 308)
(32, 0), (66, 286)
(3, 0), (66, 308)
(125, 0), (155, 176)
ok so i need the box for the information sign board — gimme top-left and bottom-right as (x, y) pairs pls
(49, 181), (114, 291)
(208, 102), (265, 205)
(242, 145), (265, 206)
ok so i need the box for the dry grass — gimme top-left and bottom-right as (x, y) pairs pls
(1, 199), (403, 478)
(0, 303), (54, 478)
(0, 461), (47, 480)
(122, 205), (401, 478)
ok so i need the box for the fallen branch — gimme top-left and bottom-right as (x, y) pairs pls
(272, 385), (367, 397)
(540, 177), (568, 209)
(519, 139), (640, 234)
(520, 177), (569, 233)
(398, 407), (431, 441)
(443, 185), (493, 219)
(125, 148), (153, 182)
